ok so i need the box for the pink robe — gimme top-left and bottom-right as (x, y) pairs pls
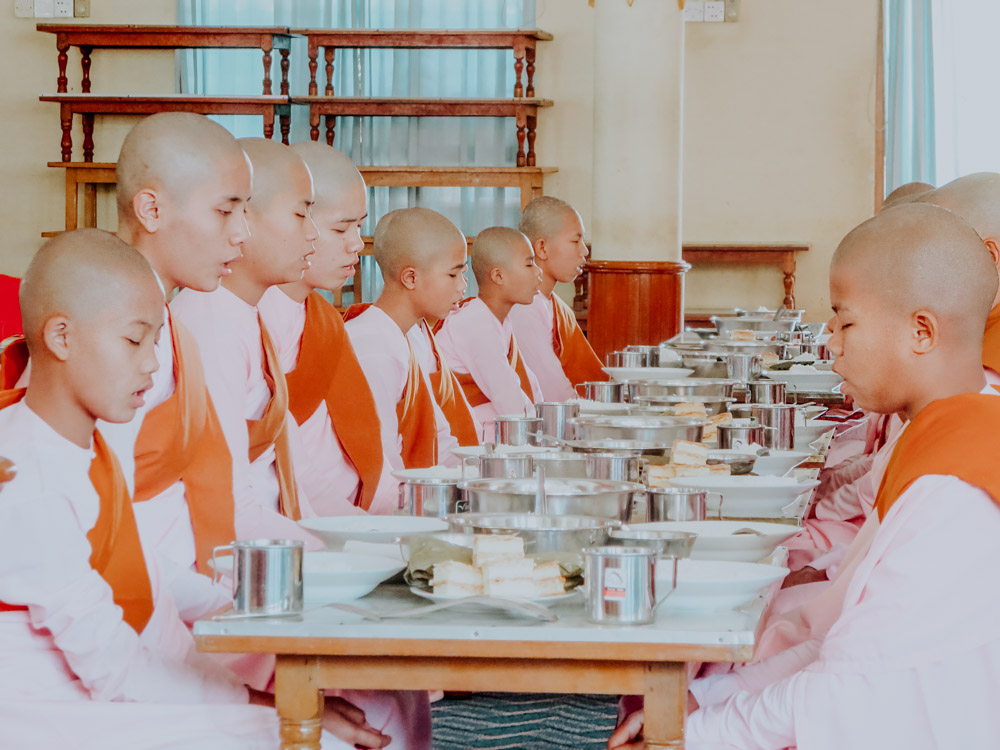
(258, 287), (399, 516)
(344, 305), (460, 468)
(170, 285), (321, 544)
(507, 290), (577, 402)
(435, 297), (543, 441)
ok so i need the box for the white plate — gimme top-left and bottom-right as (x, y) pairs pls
(391, 466), (480, 481)
(450, 444), (559, 459)
(211, 551), (405, 605)
(667, 475), (820, 518)
(568, 399), (631, 415)
(794, 420), (838, 451)
(655, 558), (788, 611)
(603, 367), (694, 382)
(765, 370), (843, 392)
(298, 515), (449, 549)
(410, 586), (581, 611)
(635, 520), (799, 562)
(752, 450), (812, 476)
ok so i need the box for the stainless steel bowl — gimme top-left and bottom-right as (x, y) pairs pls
(446, 513), (622, 558)
(705, 340), (783, 356)
(627, 378), (738, 401)
(735, 308), (806, 321)
(568, 415), (705, 444)
(624, 344), (661, 367)
(530, 451), (590, 479)
(632, 396), (735, 416)
(457, 478), (643, 521)
(705, 450), (757, 475)
(713, 316), (800, 336)
(565, 438), (671, 458)
(609, 529), (697, 558)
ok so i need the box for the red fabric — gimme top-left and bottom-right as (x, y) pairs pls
(0, 275), (22, 343)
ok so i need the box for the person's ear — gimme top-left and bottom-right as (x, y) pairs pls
(489, 266), (504, 286)
(984, 238), (1000, 270)
(400, 265), (418, 291)
(132, 188), (161, 233)
(911, 310), (937, 354)
(42, 315), (72, 362)
(533, 237), (548, 262)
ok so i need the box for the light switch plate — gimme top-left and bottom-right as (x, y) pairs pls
(683, 0), (705, 22)
(705, 1), (725, 22)
(33, 0), (54, 16)
(54, 0), (72, 16)
(14, 0), (34, 17)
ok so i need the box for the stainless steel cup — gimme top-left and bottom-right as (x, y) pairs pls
(585, 452), (646, 483)
(716, 422), (770, 448)
(476, 453), (534, 480)
(583, 546), (659, 625)
(645, 487), (708, 522)
(748, 380), (787, 404)
(576, 381), (625, 403)
(726, 353), (763, 383)
(751, 404), (796, 450)
(534, 401), (581, 440)
(729, 404), (755, 420)
(213, 539), (304, 615)
(494, 416), (544, 446)
(625, 344), (660, 367)
(606, 350), (647, 368)
(800, 341), (830, 360)
(399, 478), (467, 517)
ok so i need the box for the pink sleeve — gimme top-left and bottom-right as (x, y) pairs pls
(449, 313), (533, 418)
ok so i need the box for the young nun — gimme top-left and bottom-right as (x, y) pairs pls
(344, 208), (467, 469)
(917, 172), (1000, 378)
(0, 230), (389, 749)
(507, 196), (607, 401)
(611, 203), (1000, 750)
(258, 141), (398, 516)
(435, 227), (544, 440)
(171, 138), (324, 535)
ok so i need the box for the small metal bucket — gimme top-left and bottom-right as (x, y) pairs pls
(751, 404), (797, 450)
(495, 416), (544, 446)
(474, 453), (535, 480)
(748, 380), (787, 405)
(534, 401), (581, 440)
(726, 353), (762, 383)
(585, 452), (646, 483)
(583, 546), (660, 625)
(212, 539), (304, 616)
(646, 487), (709, 522)
(606, 350), (646, 368)
(717, 422), (770, 449)
(399, 478), (467, 517)
(576, 381), (625, 403)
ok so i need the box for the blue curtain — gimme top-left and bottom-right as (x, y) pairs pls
(883, 0), (935, 193)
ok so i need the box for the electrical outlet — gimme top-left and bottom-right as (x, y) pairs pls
(705, 1), (725, 22)
(54, 0), (72, 16)
(14, 0), (34, 17)
(725, 0), (740, 21)
(33, 0), (54, 16)
(74, 0), (88, 16)
(683, 0), (705, 22)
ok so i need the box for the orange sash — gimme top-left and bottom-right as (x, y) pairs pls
(551, 292), (608, 385)
(286, 293), (383, 511)
(0, 335), (28, 390)
(246, 318), (301, 520)
(455, 331), (535, 409)
(983, 304), (1000, 375)
(0, 388), (155, 633)
(875, 391), (1000, 521)
(420, 320), (479, 447)
(133, 314), (235, 574)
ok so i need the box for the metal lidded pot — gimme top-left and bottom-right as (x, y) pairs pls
(576, 381), (626, 403)
(399, 476), (468, 517)
(748, 379), (788, 405)
(494, 415), (544, 446)
(534, 401), (581, 440)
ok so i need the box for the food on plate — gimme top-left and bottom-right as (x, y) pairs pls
(671, 439), (708, 466)
(761, 352), (781, 367)
(670, 401), (708, 419)
(730, 330), (757, 342)
(647, 463), (731, 487)
(431, 535), (568, 599)
(431, 560), (483, 597)
(702, 412), (734, 443)
(472, 534), (524, 567)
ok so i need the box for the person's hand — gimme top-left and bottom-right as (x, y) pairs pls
(323, 696), (391, 749)
(607, 709), (646, 750)
(781, 565), (828, 589)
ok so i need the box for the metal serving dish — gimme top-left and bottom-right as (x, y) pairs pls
(704, 340), (783, 357)
(705, 449), (757, 475)
(564, 438), (671, 459)
(609, 529), (697, 558)
(446, 513), (622, 558)
(735, 308), (806, 322)
(627, 378), (738, 401)
(568, 415), (705, 444)
(457, 478), (643, 521)
(713, 316), (799, 337)
(680, 353), (728, 379)
(530, 451), (590, 479)
(631, 396), (735, 417)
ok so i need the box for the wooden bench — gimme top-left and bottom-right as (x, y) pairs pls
(294, 97), (553, 166)
(38, 94), (292, 161)
(292, 28), (553, 99)
(36, 24), (293, 96)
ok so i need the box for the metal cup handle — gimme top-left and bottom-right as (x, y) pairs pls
(397, 483), (408, 514)
(211, 543), (234, 587)
(708, 492), (725, 520)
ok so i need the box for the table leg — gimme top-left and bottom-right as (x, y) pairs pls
(275, 655), (323, 750)
(781, 254), (796, 309)
(643, 662), (687, 749)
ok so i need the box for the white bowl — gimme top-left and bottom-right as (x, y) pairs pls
(794, 420), (837, 451)
(752, 450), (812, 476)
(603, 367), (694, 382)
(667, 475), (820, 518)
(211, 551), (405, 604)
(655, 558), (788, 611)
(766, 370), (843, 392)
(298, 515), (449, 549)
(635, 520), (799, 562)
(391, 466), (480, 481)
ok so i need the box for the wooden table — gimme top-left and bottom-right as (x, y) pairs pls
(195, 585), (771, 749)
(681, 244), (809, 310)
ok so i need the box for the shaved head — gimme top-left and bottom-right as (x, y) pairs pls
(21, 229), (161, 352)
(917, 172), (1000, 241)
(291, 141), (365, 212)
(833, 203), (996, 346)
(881, 181), (934, 211)
(471, 227), (532, 285)
(116, 112), (246, 216)
(240, 138), (313, 212)
(519, 196), (577, 243)
(373, 207), (466, 280)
